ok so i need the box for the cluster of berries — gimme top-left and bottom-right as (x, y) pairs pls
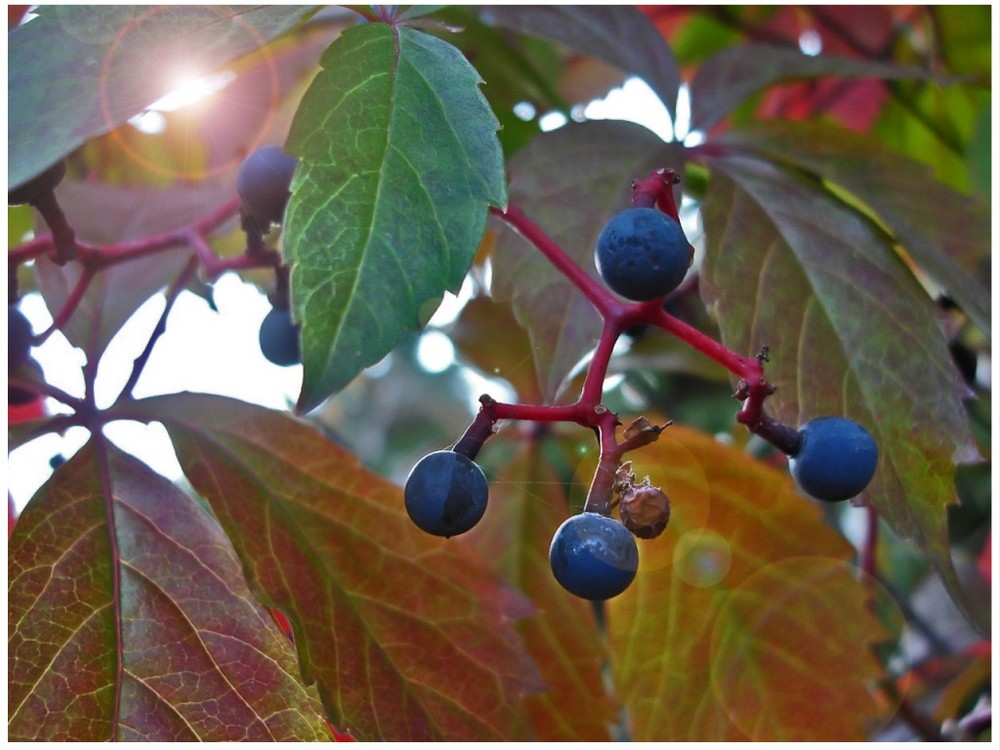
(403, 195), (878, 601)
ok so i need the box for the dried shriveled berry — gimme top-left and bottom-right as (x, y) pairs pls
(618, 480), (670, 539)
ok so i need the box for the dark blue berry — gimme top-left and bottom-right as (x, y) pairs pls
(9, 304), (33, 371)
(789, 417), (878, 502)
(404, 450), (488, 538)
(595, 207), (690, 301)
(237, 146), (298, 232)
(258, 307), (301, 366)
(549, 512), (638, 600)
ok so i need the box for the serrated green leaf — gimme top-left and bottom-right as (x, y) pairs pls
(8, 438), (328, 741)
(481, 5), (681, 118)
(491, 120), (681, 402)
(699, 154), (983, 628)
(716, 122), (991, 335)
(689, 43), (951, 132)
(8, 5), (312, 188)
(606, 425), (893, 740)
(284, 22), (506, 412)
(127, 393), (542, 741)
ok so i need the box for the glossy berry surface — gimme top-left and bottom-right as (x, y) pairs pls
(789, 417), (878, 502)
(404, 450), (488, 538)
(595, 207), (690, 301)
(237, 146), (298, 231)
(9, 304), (33, 371)
(8, 159), (67, 206)
(549, 512), (638, 600)
(258, 307), (301, 366)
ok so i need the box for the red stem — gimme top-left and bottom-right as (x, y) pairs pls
(33, 266), (97, 344)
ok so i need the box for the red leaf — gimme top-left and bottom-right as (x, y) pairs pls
(128, 393), (544, 741)
(8, 438), (330, 741)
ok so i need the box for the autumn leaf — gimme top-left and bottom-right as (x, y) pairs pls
(8, 438), (329, 741)
(688, 43), (951, 132)
(699, 154), (982, 628)
(605, 424), (894, 741)
(717, 121), (991, 335)
(126, 393), (543, 741)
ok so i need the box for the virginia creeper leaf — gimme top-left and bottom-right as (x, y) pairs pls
(606, 425), (893, 740)
(447, 294), (544, 403)
(689, 43), (953, 133)
(491, 120), (681, 402)
(464, 434), (618, 740)
(716, 122), (991, 336)
(8, 438), (329, 741)
(8, 5), (312, 188)
(284, 22), (506, 412)
(699, 154), (983, 628)
(129, 393), (542, 741)
(32, 179), (217, 360)
(480, 5), (681, 119)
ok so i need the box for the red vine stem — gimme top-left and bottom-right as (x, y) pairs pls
(477, 187), (802, 513)
(490, 204), (616, 317)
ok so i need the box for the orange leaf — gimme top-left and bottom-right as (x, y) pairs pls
(606, 424), (893, 741)
(131, 393), (543, 741)
(463, 436), (618, 740)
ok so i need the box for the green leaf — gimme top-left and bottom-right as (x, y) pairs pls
(8, 438), (329, 741)
(284, 22), (506, 412)
(481, 5), (681, 119)
(716, 122), (991, 335)
(463, 434), (618, 740)
(130, 393), (542, 741)
(491, 120), (681, 402)
(689, 44), (951, 132)
(699, 154), (983, 628)
(606, 425), (894, 740)
(8, 5), (313, 188)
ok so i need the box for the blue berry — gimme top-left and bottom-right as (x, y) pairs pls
(9, 304), (33, 371)
(237, 146), (298, 231)
(789, 417), (878, 502)
(258, 307), (301, 366)
(404, 450), (488, 538)
(595, 207), (690, 301)
(549, 512), (638, 600)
